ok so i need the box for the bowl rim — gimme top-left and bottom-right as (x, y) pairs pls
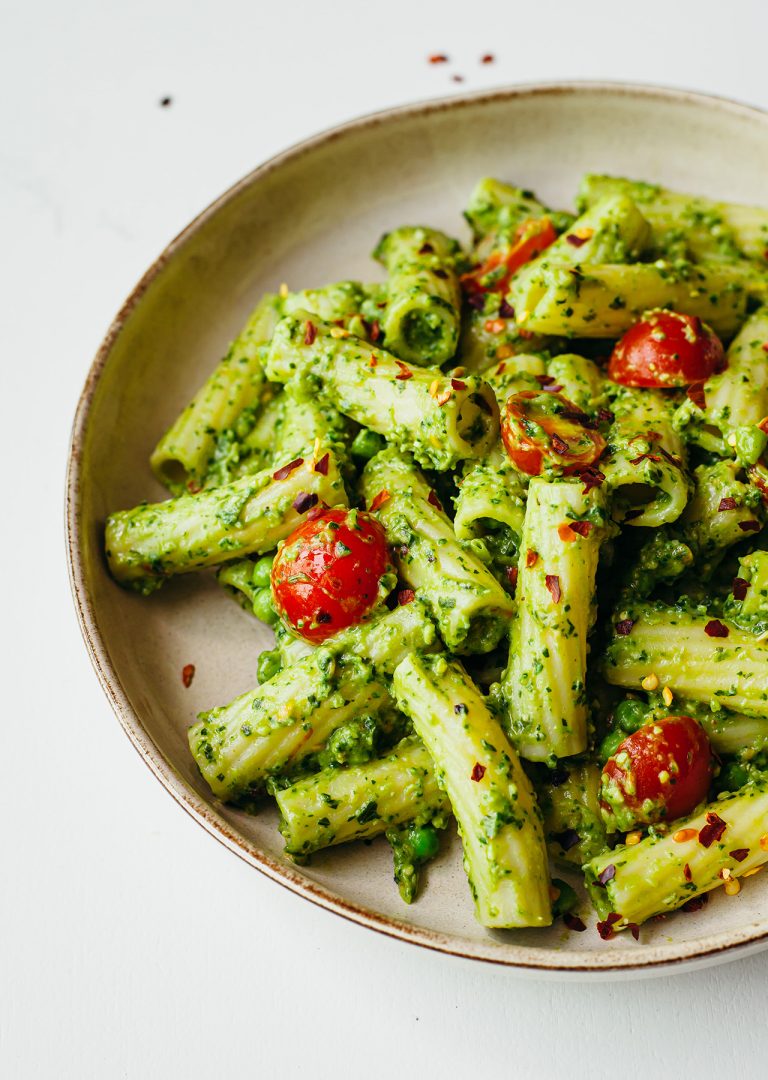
(66, 79), (768, 975)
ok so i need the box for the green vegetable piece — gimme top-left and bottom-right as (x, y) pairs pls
(597, 729), (625, 764)
(251, 554), (274, 589)
(550, 878), (578, 919)
(387, 822), (442, 904)
(615, 698), (647, 734)
(350, 428), (386, 460)
(252, 587), (279, 626)
(256, 649), (282, 684)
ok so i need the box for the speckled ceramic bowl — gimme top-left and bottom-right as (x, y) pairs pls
(66, 82), (768, 977)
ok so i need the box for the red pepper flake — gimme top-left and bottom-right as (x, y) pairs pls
(762, 343), (768, 353)
(480, 53), (495, 64)
(467, 292), (485, 311)
(718, 497), (737, 512)
(569, 520), (592, 538)
(369, 489), (391, 513)
(181, 664), (195, 688)
(627, 923), (640, 941)
(314, 453), (330, 476)
(704, 619), (729, 638)
(629, 453), (662, 466)
(306, 503), (327, 521)
(682, 893), (709, 914)
(545, 574), (562, 604)
(395, 361), (413, 381)
(293, 491), (318, 514)
(732, 577), (749, 601)
(303, 320), (317, 346)
(730, 848), (749, 862)
(272, 457), (304, 481)
(563, 912), (587, 932)
(397, 588), (415, 606)
(370, 320), (381, 342)
(427, 489), (443, 512)
(574, 466), (606, 494)
(541, 383), (564, 394)
(499, 299), (515, 319)
(658, 447), (683, 468)
(428, 53), (448, 63)
(534, 373), (556, 386)
(698, 811), (727, 848)
(418, 242), (435, 255)
(597, 864), (616, 886)
(683, 863), (692, 882)
(471, 762), (486, 782)
(186, 480), (202, 494)
(596, 912), (621, 940)
(451, 74), (464, 83)
(451, 378), (467, 391)
(615, 618), (634, 636)
(484, 318), (506, 334)
(566, 233), (589, 248)
(525, 549), (538, 568)
(505, 565), (519, 592)
(368, 354), (378, 368)
(738, 520), (761, 532)
(597, 408), (615, 425)
(687, 381), (707, 410)
(551, 433), (570, 455)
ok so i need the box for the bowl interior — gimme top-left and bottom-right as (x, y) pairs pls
(69, 84), (768, 973)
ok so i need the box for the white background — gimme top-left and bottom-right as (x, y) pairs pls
(3, 1), (768, 1076)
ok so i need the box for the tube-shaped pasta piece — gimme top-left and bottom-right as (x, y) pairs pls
(509, 194), (652, 312)
(453, 445), (526, 546)
(584, 779), (768, 930)
(373, 227), (461, 365)
(393, 654), (552, 928)
(483, 352), (548, 407)
(266, 312), (499, 470)
(545, 353), (608, 412)
(724, 551), (768, 633)
(601, 387), (689, 528)
(276, 737), (450, 857)
(603, 601), (768, 717)
(578, 174), (768, 263)
(677, 461), (763, 577)
(675, 308), (768, 456)
(105, 449), (347, 592)
(150, 293), (282, 493)
(510, 262), (749, 339)
(361, 449), (514, 653)
(189, 602), (439, 801)
(539, 763), (608, 866)
(464, 177), (564, 241)
(501, 477), (611, 761)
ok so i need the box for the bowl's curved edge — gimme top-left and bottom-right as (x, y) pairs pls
(65, 79), (768, 976)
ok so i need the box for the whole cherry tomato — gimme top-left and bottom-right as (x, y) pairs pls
(608, 310), (725, 388)
(500, 390), (606, 477)
(271, 508), (392, 643)
(600, 715), (713, 832)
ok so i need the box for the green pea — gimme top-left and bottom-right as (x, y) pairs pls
(252, 587), (279, 625)
(350, 428), (386, 460)
(615, 698), (647, 734)
(598, 729), (625, 764)
(551, 878), (578, 919)
(251, 554), (274, 589)
(407, 825), (440, 863)
(257, 649), (282, 684)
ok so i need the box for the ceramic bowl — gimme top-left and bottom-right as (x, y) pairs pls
(67, 82), (768, 977)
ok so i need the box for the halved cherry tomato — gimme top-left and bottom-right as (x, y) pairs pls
(460, 217), (557, 297)
(500, 390), (606, 477)
(600, 715), (713, 832)
(271, 508), (392, 643)
(608, 310), (725, 388)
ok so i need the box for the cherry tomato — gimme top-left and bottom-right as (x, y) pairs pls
(460, 217), (557, 297)
(500, 390), (606, 477)
(608, 310), (725, 388)
(599, 715), (713, 832)
(271, 508), (392, 643)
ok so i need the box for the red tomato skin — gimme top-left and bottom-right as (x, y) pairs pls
(500, 390), (606, 478)
(460, 217), (557, 297)
(271, 509), (391, 643)
(608, 311), (725, 389)
(600, 715), (713, 832)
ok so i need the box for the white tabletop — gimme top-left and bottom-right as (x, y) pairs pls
(4, 1), (768, 1075)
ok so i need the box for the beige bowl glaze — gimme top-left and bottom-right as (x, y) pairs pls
(67, 83), (768, 977)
